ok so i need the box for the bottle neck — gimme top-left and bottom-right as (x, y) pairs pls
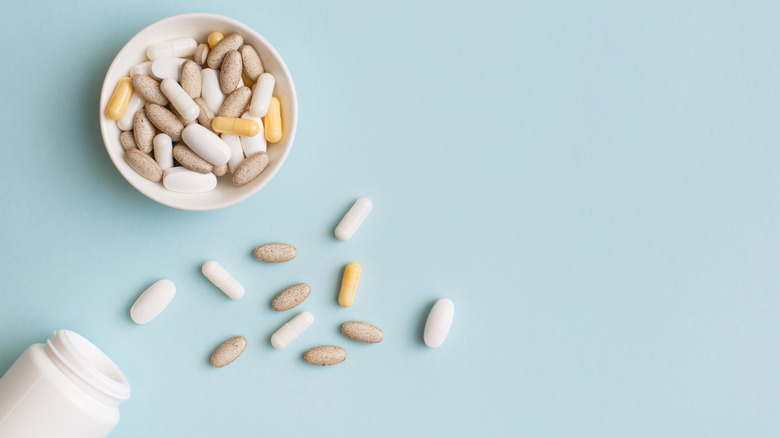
(45, 330), (131, 407)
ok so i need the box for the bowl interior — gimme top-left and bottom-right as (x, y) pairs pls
(99, 13), (297, 211)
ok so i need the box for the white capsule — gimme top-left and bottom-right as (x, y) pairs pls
(239, 111), (266, 156)
(116, 92), (145, 131)
(162, 167), (217, 193)
(129, 61), (152, 77)
(160, 79), (200, 121)
(222, 133), (245, 173)
(181, 124), (231, 166)
(146, 38), (197, 60)
(271, 311), (314, 349)
(201, 68), (225, 115)
(248, 73), (275, 117)
(202, 260), (244, 300)
(153, 133), (173, 170)
(424, 298), (454, 348)
(130, 279), (176, 325)
(150, 57), (186, 81)
(335, 198), (373, 241)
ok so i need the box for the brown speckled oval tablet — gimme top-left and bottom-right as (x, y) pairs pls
(146, 104), (183, 141)
(210, 335), (247, 368)
(304, 346), (346, 366)
(213, 164), (228, 176)
(218, 86), (252, 118)
(194, 43), (209, 65)
(125, 148), (162, 182)
(254, 243), (297, 263)
(207, 33), (244, 69)
(271, 283), (310, 311)
(181, 60), (202, 99)
(240, 44), (264, 81)
(131, 74), (168, 106)
(232, 151), (268, 186)
(219, 50), (242, 94)
(133, 109), (156, 153)
(172, 144), (214, 174)
(342, 321), (384, 344)
(119, 131), (136, 151)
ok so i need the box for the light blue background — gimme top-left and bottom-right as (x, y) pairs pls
(1, 1), (778, 436)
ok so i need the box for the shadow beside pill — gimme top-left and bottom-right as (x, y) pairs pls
(416, 300), (437, 347)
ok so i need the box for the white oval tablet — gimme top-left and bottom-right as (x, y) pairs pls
(116, 92), (145, 131)
(161, 79), (200, 121)
(201, 68), (225, 115)
(202, 260), (244, 300)
(130, 279), (176, 324)
(271, 311), (314, 349)
(181, 124), (231, 166)
(163, 167), (217, 193)
(150, 58), (186, 81)
(129, 61), (152, 77)
(147, 38), (197, 60)
(423, 298), (454, 348)
(249, 73), (275, 117)
(335, 197), (372, 241)
(239, 111), (266, 156)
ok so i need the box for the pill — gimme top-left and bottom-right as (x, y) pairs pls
(338, 262), (361, 308)
(105, 77), (133, 120)
(130, 279), (176, 324)
(341, 321), (384, 344)
(335, 198), (372, 241)
(147, 37), (197, 60)
(222, 133), (244, 173)
(116, 92), (145, 131)
(210, 336), (246, 368)
(194, 43), (209, 65)
(264, 96), (282, 143)
(181, 124), (231, 166)
(240, 44), (264, 81)
(194, 97), (215, 132)
(207, 33), (243, 69)
(207, 32), (224, 49)
(423, 298), (454, 348)
(180, 60), (202, 99)
(253, 243), (296, 263)
(162, 166), (217, 193)
(132, 74), (168, 106)
(239, 111), (266, 155)
(153, 134), (173, 170)
(168, 104), (196, 126)
(173, 144), (214, 174)
(202, 260), (244, 299)
(150, 57), (186, 81)
(213, 164), (228, 176)
(219, 50), (242, 94)
(129, 61), (152, 77)
(249, 73), (275, 117)
(125, 149), (162, 182)
(201, 68), (225, 115)
(271, 311), (314, 349)
(160, 78), (200, 121)
(271, 283), (311, 312)
(146, 103), (183, 141)
(218, 86), (252, 118)
(211, 116), (260, 137)
(133, 109), (156, 153)
(232, 151), (269, 187)
(304, 346), (346, 366)
(120, 131), (136, 151)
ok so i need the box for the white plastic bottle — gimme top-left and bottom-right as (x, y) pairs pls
(0, 329), (131, 437)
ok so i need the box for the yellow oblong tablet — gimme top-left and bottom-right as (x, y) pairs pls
(211, 116), (260, 136)
(208, 31), (225, 49)
(338, 262), (362, 307)
(105, 77), (133, 120)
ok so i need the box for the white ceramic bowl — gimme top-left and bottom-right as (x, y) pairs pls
(99, 13), (298, 211)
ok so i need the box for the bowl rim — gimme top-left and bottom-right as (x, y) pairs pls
(99, 12), (298, 211)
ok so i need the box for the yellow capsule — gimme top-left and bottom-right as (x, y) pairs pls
(241, 71), (255, 89)
(264, 97), (282, 143)
(338, 262), (362, 307)
(207, 32), (225, 49)
(211, 116), (261, 136)
(105, 77), (133, 120)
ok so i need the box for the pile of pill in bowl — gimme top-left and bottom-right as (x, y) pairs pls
(104, 32), (282, 193)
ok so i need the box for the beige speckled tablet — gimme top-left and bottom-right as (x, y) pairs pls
(218, 86), (251, 118)
(219, 50), (242, 94)
(213, 164), (228, 176)
(146, 104), (183, 141)
(194, 43), (209, 65)
(304, 346), (347, 366)
(119, 131), (136, 151)
(210, 336), (247, 368)
(133, 109), (156, 153)
(125, 148), (162, 182)
(342, 321), (384, 344)
(131, 74), (168, 106)
(180, 60), (202, 99)
(172, 144), (214, 174)
(254, 243), (297, 263)
(232, 151), (268, 186)
(240, 44), (264, 81)
(194, 97), (216, 132)
(207, 33), (244, 69)
(271, 283), (310, 311)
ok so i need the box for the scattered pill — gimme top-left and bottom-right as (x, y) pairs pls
(264, 97), (282, 143)
(239, 112), (266, 155)
(240, 44), (264, 81)
(271, 283), (311, 312)
(253, 243), (296, 263)
(162, 167), (217, 193)
(125, 148), (162, 182)
(130, 279), (176, 325)
(207, 32), (225, 49)
(249, 73), (274, 117)
(271, 311), (314, 349)
(153, 134), (173, 170)
(423, 298), (454, 348)
(222, 133), (245, 173)
(211, 116), (260, 137)
(341, 321), (384, 344)
(130, 61), (152, 77)
(232, 151), (269, 186)
(180, 60), (202, 99)
(147, 38), (197, 60)
(304, 346), (346, 366)
(335, 198), (372, 241)
(161, 78), (200, 121)
(194, 43), (209, 65)
(172, 144), (214, 174)
(210, 335), (246, 368)
(213, 164), (228, 176)
(131, 74), (168, 106)
(117, 92), (145, 131)
(150, 57), (186, 81)
(202, 260), (244, 300)
(200, 68), (225, 115)
(181, 124), (232, 166)
(338, 262), (362, 308)
(194, 97), (216, 132)
(207, 33), (243, 69)
(120, 131), (136, 151)
(146, 103), (184, 141)
(105, 77), (133, 120)
(218, 86), (252, 118)
(219, 50), (243, 94)
(133, 109), (157, 153)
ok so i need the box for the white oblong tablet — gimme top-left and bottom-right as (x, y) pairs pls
(163, 167), (217, 193)
(181, 124), (231, 166)
(150, 58), (186, 81)
(423, 298), (454, 348)
(147, 38), (197, 60)
(249, 73), (275, 117)
(239, 111), (266, 156)
(335, 197), (372, 241)
(117, 92), (145, 131)
(161, 78), (200, 121)
(202, 260), (244, 300)
(271, 311), (314, 349)
(130, 279), (176, 324)
(222, 134), (245, 173)
(201, 68), (225, 115)
(153, 134), (174, 170)
(129, 61), (152, 77)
